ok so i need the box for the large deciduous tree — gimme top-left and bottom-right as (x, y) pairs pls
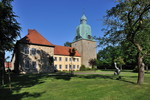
(0, 0), (20, 85)
(100, 0), (150, 84)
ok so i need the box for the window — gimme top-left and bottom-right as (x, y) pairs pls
(69, 58), (72, 61)
(55, 65), (57, 69)
(77, 65), (79, 69)
(65, 65), (68, 69)
(54, 57), (57, 61)
(25, 59), (29, 69)
(59, 65), (62, 69)
(24, 47), (29, 54)
(73, 65), (76, 69)
(32, 61), (36, 68)
(31, 48), (36, 55)
(69, 65), (72, 69)
(77, 58), (79, 62)
(65, 57), (68, 61)
(73, 58), (76, 62)
(37, 50), (41, 55)
(59, 57), (62, 61)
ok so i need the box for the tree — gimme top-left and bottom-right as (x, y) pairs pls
(88, 58), (97, 69)
(97, 46), (123, 69)
(120, 41), (137, 69)
(114, 56), (125, 70)
(0, 0), (21, 85)
(99, 0), (150, 84)
(64, 41), (71, 47)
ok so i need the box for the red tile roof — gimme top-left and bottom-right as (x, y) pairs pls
(54, 45), (81, 57)
(20, 29), (54, 46)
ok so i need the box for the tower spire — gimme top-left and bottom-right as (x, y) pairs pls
(80, 14), (87, 24)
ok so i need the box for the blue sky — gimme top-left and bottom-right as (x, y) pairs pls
(6, 0), (117, 61)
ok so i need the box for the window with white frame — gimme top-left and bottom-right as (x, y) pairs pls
(69, 65), (72, 69)
(65, 57), (68, 61)
(69, 58), (72, 61)
(73, 65), (76, 69)
(59, 57), (62, 61)
(65, 65), (68, 69)
(54, 57), (57, 61)
(77, 65), (79, 69)
(77, 58), (79, 62)
(59, 65), (62, 69)
(73, 58), (76, 62)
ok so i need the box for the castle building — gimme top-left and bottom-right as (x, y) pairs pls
(72, 14), (97, 68)
(11, 14), (96, 73)
(11, 30), (81, 73)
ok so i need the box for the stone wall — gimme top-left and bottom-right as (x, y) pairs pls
(72, 39), (96, 68)
(12, 43), (55, 73)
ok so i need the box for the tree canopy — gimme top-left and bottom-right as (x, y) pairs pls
(0, 0), (21, 85)
(99, 0), (150, 84)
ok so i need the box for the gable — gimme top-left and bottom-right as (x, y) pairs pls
(19, 29), (54, 46)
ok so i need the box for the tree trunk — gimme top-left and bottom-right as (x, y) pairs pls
(0, 51), (5, 85)
(137, 52), (145, 85)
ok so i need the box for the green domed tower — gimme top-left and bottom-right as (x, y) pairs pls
(72, 14), (96, 68)
(73, 14), (94, 42)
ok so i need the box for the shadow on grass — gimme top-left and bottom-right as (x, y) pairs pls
(0, 74), (48, 100)
(0, 88), (45, 100)
(0, 72), (137, 99)
(76, 74), (136, 84)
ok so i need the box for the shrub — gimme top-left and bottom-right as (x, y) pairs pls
(80, 65), (86, 71)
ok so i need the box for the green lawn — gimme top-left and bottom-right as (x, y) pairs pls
(0, 70), (150, 100)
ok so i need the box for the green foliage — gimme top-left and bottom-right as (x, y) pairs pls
(97, 45), (124, 69)
(114, 57), (125, 66)
(88, 58), (97, 69)
(98, 0), (150, 58)
(98, 0), (150, 84)
(79, 65), (86, 71)
(69, 48), (76, 56)
(0, 0), (21, 52)
(64, 41), (71, 47)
